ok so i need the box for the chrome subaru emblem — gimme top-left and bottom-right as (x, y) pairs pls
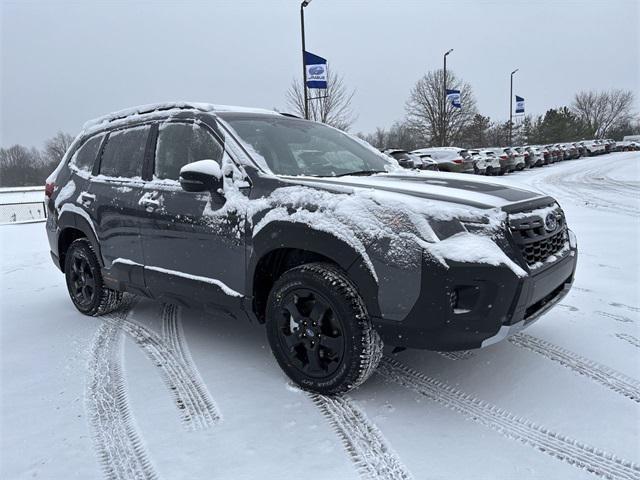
(544, 213), (558, 231)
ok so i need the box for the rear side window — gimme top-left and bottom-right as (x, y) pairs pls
(70, 134), (104, 172)
(154, 122), (224, 180)
(99, 125), (150, 178)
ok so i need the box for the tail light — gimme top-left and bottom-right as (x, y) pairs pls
(452, 158), (463, 164)
(500, 154), (508, 160)
(45, 182), (55, 198)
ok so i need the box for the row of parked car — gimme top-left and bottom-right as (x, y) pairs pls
(383, 138), (638, 175)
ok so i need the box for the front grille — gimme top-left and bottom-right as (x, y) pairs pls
(509, 204), (568, 267)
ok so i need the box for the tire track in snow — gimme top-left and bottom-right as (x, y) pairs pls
(615, 333), (640, 349)
(377, 356), (640, 480)
(159, 303), (221, 429)
(596, 311), (634, 324)
(106, 304), (221, 431)
(609, 303), (640, 314)
(536, 156), (640, 218)
(308, 392), (413, 480)
(509, 333), (640, 403)
(86, 299), (159, 480)
(437, 350), (474, 361)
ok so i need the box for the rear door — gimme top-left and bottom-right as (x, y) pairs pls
(87, 124), (152, 293)
(139, 119), (247, 312)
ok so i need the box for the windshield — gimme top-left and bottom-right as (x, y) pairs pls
(219, 113), (392, 176)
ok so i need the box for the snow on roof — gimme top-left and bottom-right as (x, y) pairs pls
(82, 102), (279, 132)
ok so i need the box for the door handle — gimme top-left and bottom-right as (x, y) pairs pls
(79, 192), (96, 204)
(139, 196), (161, 211)
(139, 198), (160, 207)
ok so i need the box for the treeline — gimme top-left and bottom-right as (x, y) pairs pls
(357, 79), (639, 151)
(0, 132), (73, 187)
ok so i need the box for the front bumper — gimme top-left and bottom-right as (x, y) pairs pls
(372, 245), (577, 351)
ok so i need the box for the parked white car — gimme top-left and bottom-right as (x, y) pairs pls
(469, 149), (501, 175)
(411, 147), (475, 174)
(524, 146), (545, 167)
(617, 140), (639, 151)
(580, 140), (606, 156)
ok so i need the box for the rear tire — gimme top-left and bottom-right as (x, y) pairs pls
(64, 238), (123, 316)
(265, 262), (383, 395)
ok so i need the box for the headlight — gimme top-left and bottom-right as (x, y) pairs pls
(430, 218), (466, 240)
(568, 229), (577, 248)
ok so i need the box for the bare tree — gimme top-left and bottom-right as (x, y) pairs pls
(0, 131), (74, 187)
(44, 131), (74, 164)
(405, 69), (478, 147)
(0, 145), (43, 186)
(286, 69), (357, 131)
(571, 89), (635, 138)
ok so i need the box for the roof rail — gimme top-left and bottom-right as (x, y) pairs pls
(82, 102), (279, 132)
(83, 102), (215, 131)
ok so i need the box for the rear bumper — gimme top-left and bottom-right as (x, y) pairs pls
(500, 158), (516, 172)
(372, 246), (577, 351)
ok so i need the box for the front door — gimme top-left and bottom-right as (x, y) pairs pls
(139, 120), (247, 312)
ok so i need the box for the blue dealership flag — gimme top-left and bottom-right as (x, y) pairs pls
(515, 95), (525, 114)
(446, 89), (461, 108)
(304, 51), (328, 89)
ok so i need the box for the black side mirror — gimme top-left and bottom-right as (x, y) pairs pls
(179, 160), (223, 193)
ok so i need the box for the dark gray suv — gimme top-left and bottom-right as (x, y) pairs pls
(45, 102), (578, 394)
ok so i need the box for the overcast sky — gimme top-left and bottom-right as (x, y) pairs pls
(1, 0), (638, 147)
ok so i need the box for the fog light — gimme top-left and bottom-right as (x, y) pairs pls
(449, 286), (481, 314)
(449, 290), (458, 309)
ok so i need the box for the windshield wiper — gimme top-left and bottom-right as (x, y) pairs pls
(333, 170), (386, 177)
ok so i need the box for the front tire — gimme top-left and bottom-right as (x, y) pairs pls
(265, 262), (383, 395)
(64, 238), (123, 316)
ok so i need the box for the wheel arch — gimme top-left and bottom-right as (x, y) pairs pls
(57, 211), (103, 269)
(248, 222), (380, 323)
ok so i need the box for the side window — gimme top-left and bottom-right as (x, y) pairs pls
(99, 125), (150, 178)
(154, 122), (224, 180)
(70, 134), (104, 172)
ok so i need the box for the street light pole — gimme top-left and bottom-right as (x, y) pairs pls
(509, 68), (519, 145)
(300, 0), (312, 120)
(442, 49), (454, 146)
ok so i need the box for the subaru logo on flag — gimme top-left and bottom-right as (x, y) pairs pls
(515, 95), (525, 114)
(446, 89), (461, 108)
(304, 51), (328, 89)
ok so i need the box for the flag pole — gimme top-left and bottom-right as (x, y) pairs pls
(509, 68), (518, 145)
(443, 49), (453, 147)
(300, 1), (311, 120)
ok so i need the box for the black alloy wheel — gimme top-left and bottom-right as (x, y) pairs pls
(64, 238), (123, 316)
(266, 262), (383, 394)
(68, 250), (96, 308)
(277, 289), (345, 378)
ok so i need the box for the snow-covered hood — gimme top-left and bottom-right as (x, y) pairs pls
(280, 172), (544, 210)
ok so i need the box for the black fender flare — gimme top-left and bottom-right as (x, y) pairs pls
(247, 221), (381, 319)
(57, 209), (104, 267)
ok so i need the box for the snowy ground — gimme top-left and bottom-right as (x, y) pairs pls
(1, 152), (638, 480)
